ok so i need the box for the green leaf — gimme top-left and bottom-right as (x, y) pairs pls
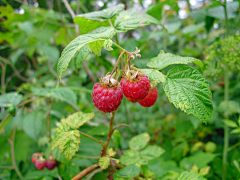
(103, 39), (113, 51)
(147, 51), (203, 70)
(182, 22), (205, 34)
(180, 152), (216, 169)
(163, 66), (213, 123)
(117, 164), (141, 179)
(199, 167), (210, 176)
(99, 156), (110, 170)
(10, 48), (25, 65)
(37, 44), (60, 64)
(23, 112), (44, 141)
(62, 112), (95, 129)
(207, 2), (239, 20)
(129, 133), (150, 151)
(140, 69), (165, 83)
(74, 45), (91, 72)
(57, 27), (116, 79)
(112, 129), (121, 149)
(52, 129), (80, 160)
(178, 171), (206, 180)
(31, 87), (77, 107)
(140, 145), (165, 160)
(218, 101), (240, 117)
(230, 128), (240, 134)
(0, 92), (23, 107)
(25, 169), (58, 179)
(222, 119), (238, 128)
(74, 4), (124, 21)
(88, 40), (104, 56)
(114, 11), (163, 32)
(121, 149), (141, 165)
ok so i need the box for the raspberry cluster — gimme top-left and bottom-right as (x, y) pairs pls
(92, 70), (158, 113)
(31, 153), (58, 170)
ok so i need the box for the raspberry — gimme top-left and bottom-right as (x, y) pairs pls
(120, 73), (151, 103)
(35, 158), (46, 170)
(31, 152), (41, 164)
(138, 87), (158, 107)
(46, 159), (58, 170)
(92, 83), (123, 113)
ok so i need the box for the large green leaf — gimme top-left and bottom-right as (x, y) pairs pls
(73, 45), (91, 71)
(140, 145), (165, 160)
(52, 129), (80, 160)
(114, 11), (163, 32)
(31, 87), (77, 107)
(74, 4), (124, 22)
(116, 164), (141, 179)
(62, 112), (95, 129)
(182, 22), (205, 34)
(147, 51), (203, 70)
(218, 100), (240, 117)
(178, 171), (206, 180)
(163, 66), (213, 123)
(99, 156), (110, 170)
(57, 27), (116, 79)
(23, 112), (44, 141)
(0, 92), (23, 107)
(207, 2), (239, 20)
(129, 133), (150, 151)
(140, 69), (165, 83)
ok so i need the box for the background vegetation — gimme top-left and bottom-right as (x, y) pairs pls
(0, 0), (240, 179)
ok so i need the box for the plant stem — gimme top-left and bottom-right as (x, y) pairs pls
(223, 0), (229, 36)
(74, 154), (100, 159)
(102, 112), (115, 156)
(79, 131), (104, 148)
(0, 61), (6, 94)
(72, 164), (100, 180)
(7, 128), (23, 180)
(112, 42), (126, 52)
(228, 142), (240, 152)
(110, 51), (126, 76)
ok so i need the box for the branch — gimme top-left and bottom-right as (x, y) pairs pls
(112, 123), (131, 132)
(62, 0), (75, 19)
(71, 164), (100, 180)
(7, 128), (23, 179)
(0, 61), (6, 94)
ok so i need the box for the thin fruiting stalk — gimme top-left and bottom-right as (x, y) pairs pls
(74, 154), (100, 159)
(7, 128), (23, 180)
(102, 112), (116, 156)
(222, 1), (230, 179)
(110, 51), (126, 76)
(79, 131), (104, 148)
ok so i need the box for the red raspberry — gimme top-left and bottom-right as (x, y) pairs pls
(92, 83), (123, 113)
(31, 152), (41, 164)
(35, 158), (46, 170)
(138, 87), (158, 107)
(120, 73), (151, 103)
(46, 159), (58, 170)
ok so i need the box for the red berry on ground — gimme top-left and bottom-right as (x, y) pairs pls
(31, 152), (41, 164)
(138, 87), (158, 107)
(120, 73), (151, 103)
(92, 83), (123, 113)
(46, 159), (58, 170)
(35, 159), (46, 170)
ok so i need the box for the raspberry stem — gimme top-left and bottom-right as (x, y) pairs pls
(79, 131), (104, 148)
(101, 112), (116, 156)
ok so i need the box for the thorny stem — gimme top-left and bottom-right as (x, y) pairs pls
(102, 112), (116, 156)
(79, 131), (104, 148)
(7, 128), (23, 180)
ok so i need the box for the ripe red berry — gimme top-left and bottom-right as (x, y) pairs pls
(31, 152), (41, 164)
(120, 73), (151, 103)
(35, 158), (46, 170)
(92, 83), (123, 113)
(46, 159), (58, 170)
(139, 87), (158, 107)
